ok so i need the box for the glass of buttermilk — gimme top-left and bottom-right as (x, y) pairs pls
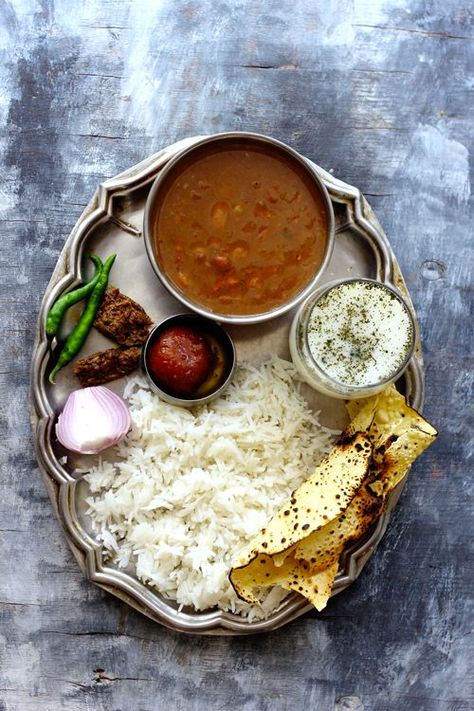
(289, 278), (416, 399)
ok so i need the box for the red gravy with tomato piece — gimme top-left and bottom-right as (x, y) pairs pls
(147, 326), (213, 397)
(154, 143), (329, 316)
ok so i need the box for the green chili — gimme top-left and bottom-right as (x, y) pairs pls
(46, 255), (103, 336)
(48, 254), (117, 384)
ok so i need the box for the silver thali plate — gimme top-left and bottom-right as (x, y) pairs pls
(30, 136), (424, 635)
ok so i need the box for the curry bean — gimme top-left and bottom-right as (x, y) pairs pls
(156, 144), (328, 316)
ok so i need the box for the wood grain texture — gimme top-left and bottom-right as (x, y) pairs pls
(1, 0), (472, 709)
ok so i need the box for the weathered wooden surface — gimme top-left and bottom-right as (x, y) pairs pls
(1, 0), (472, 709)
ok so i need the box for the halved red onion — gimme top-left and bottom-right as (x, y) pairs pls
(56, 386), (131, 454)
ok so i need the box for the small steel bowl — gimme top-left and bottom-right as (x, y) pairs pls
(142, 314), (236, 407)
(143, 131), (335, 325)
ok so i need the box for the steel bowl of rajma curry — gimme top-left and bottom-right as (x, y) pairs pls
(144, 132), (335, 324)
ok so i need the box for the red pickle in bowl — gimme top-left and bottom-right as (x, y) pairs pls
(143, 315), (236, 407)
(147, 326), (214, 397)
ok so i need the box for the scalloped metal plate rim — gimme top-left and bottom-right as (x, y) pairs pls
(30, 135), (425, 635)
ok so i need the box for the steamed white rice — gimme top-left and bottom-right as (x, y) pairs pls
(85, 357), (337, 618)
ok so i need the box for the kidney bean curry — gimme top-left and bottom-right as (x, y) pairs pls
(154, 141), (329, 316)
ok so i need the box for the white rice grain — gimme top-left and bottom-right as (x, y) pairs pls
(85, 357), (338, 618)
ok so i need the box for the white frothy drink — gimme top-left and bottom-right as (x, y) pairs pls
(306, 280), (414, 388)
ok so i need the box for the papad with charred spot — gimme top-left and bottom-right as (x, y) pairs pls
(230, 432), (373, 604)
(230, 385), (437, 612)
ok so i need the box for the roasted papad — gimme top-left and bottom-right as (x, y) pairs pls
(230, 385), (437, 611)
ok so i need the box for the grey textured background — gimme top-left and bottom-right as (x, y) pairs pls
(1, 1), (473, 710)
